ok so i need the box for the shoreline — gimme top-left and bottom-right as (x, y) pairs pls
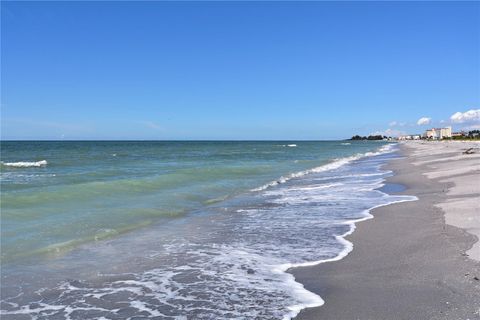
(0, 141), (406, 319)
(292, 141), (480, 319)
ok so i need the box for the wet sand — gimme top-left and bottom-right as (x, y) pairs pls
(292, 141), (480, 319)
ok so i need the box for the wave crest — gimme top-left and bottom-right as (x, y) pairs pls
(251, 144), (395, 192)
(1, 160), (48, 168)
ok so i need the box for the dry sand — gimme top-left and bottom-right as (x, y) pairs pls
(292, 141), (480, 320)
(406, 141), (480, 261)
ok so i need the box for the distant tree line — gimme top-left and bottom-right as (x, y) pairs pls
(350, 135), (387, 141)
(451, 130), (480, 140)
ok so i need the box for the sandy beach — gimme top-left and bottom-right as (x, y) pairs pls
(293, 141), (480, 319)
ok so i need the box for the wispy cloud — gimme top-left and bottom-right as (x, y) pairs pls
(138, 121), (163, 131)
(389, 121), (407, 127)
(416, 117), (431, 125)
(371, 128), (406, 137)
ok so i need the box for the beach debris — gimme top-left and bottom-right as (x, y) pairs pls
(463, 148), (475, 154)
(474, 276), (479, 281)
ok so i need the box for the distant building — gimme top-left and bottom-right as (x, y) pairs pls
(423, 129), (435, 139)
(423, 127), (452, 139)
(398, 134), (421, 141)
(452, 131), (466, 137)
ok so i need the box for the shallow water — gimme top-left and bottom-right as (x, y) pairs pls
(378, 182), (407, 194)
(1, 141), (416, 319)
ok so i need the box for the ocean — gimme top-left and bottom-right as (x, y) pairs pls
(0, 141), (416, 319)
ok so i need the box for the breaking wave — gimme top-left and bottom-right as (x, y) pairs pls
(0, 142), (417, 320)
(251, 144), (395, 192)
(1, 160), (48, 168)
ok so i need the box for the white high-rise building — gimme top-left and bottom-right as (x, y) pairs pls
(423, 126), (452, 139)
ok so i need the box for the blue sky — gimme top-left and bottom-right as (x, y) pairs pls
(2, 1), (479, 140)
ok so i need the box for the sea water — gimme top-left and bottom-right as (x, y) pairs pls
(0, 141), (416, 319)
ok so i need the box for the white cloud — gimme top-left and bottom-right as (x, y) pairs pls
(389, 121), (408, 127)
(417, 117), (431, 125)
(139, 121), (163, 131)
(371, 128), (406, 137)
(450, 109), (480, 123)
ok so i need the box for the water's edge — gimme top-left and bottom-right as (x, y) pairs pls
(1, 142), (418, 319)
(285, 151), (417, 319)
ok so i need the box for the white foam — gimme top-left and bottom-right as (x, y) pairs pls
(250, 157), (358, 192)
(1, 160), (48, 168)
(271, 197), (417, 320)
(251, 144), (396, 192)
(278, 197), (417, 272)
(1, 142), (416, 320)
(287, 144), (297, 147)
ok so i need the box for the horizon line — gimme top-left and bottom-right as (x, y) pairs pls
(0, 139), (357, 142)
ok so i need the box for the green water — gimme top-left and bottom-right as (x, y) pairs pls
(1, 140), (386, 262)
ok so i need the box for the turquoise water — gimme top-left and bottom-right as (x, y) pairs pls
(0, 140), (418, 319)
(1, 141), (384, 263)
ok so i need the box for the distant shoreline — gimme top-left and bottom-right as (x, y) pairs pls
(1, 139), (358, 142)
